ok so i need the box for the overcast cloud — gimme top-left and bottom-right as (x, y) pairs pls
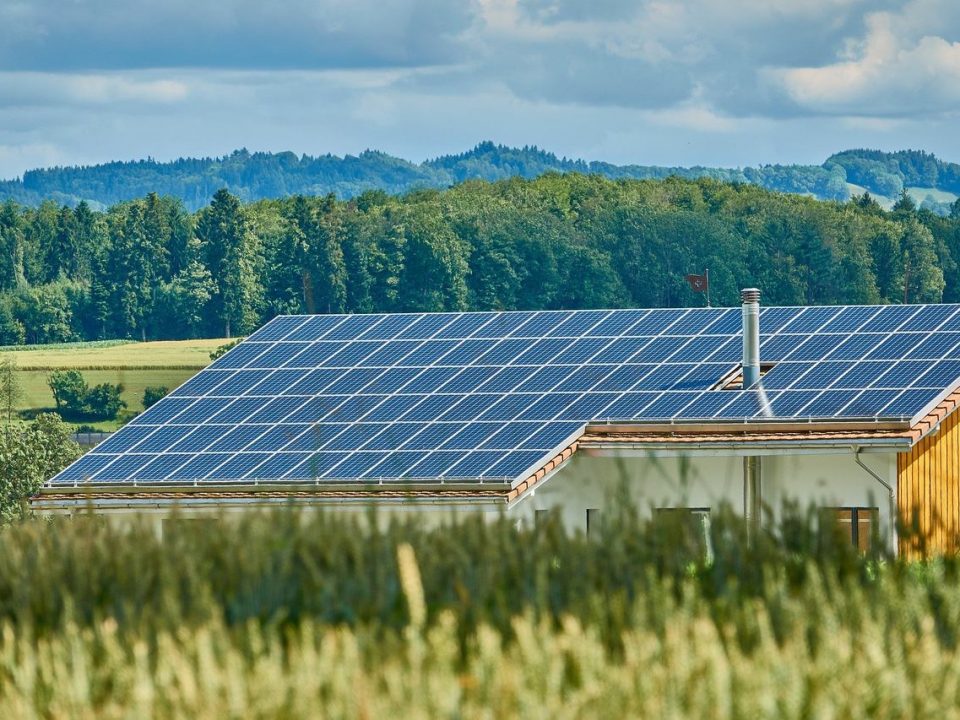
(0, 0), (959, 179)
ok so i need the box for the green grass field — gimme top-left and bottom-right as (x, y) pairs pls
(1, 338), (228, 430)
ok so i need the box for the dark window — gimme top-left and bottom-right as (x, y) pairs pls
(821, 507), (878, 552)
(655, 507), (712, 559)
(586, 508), (600, 535)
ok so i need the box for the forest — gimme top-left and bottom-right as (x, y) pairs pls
(0, 173), (958, 346)
(2, 143), (958, 212)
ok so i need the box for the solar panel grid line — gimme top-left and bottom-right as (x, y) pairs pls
(840, 308), (960, 415)
(309, 310), (512, 481)
(445, 309), (617, 480)
(132, 314), (433, 485)
(233, 313), (470, 482)
(458, 308), (664, 472)
(821, 305), (935, 416)
(772, 305), (926, 417)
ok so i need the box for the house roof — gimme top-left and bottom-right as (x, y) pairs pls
(40, 304), (960, 501)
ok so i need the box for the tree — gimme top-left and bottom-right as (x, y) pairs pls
(48, 370), (87, 412)
(197, 189), (261, 337)
(0, 413), (80, 523)
(0, 355), (21, 425)
(142, 386), (168, 409)
(84, 382), (125, 420)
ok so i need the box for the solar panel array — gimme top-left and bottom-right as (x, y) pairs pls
(49, 304), (960, 487)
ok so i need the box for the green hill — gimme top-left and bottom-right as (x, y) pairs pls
(4, 143), (958, 213)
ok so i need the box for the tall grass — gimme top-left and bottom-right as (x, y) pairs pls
(0, 505), (958, 717)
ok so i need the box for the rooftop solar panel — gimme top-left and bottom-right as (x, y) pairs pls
(49, 304), (960, 488)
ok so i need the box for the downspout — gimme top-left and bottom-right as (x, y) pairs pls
(741, 288), (762, 540)
(853, 446), (897, 555)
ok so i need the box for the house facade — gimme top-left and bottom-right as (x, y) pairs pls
(34, 293), (960, 555)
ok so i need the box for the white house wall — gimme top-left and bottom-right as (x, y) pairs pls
(517, 448), (898, 542)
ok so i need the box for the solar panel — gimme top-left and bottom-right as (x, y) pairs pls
(49, 304), (960, 488)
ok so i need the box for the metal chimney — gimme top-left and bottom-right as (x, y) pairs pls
(741, 288), (761, 389)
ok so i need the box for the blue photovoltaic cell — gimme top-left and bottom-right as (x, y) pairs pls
(861, 306), (920, 332)
(485, 451), (545, 478)
(907, 333), (960, 360)
(602, 392), (659, 419)
(369, 451), (425, 479)
(322, 368), (383, 395)
(845, 390), (901, 416)
(780, 307), (841, 333)
(209, 370), (273, 396)
(246, 315), (309, 342)
(284, 369), (341, 395)
(435, 313), (497, 339)
(525, 422), (584, 450)
(53, 453), (117, 482)
(394, 313), (454, 339)
(403, 423), (464, 450)
(206, 425), (271, 453)
(881, 389), (940, 418)
(282, 315), (348, 341)
(819, 306), (882, 333)
(170, 370), (235, 397)
(475, 312), (537, 338)
(586, 310), (649, 337)
(363, 423), (418, 451)
(557, 393), (620, 420)
(361, 314), (421, 340)
(547, 310), (610, 337)
(827, 334), (885, 360)
(248, 343), (312, 369)
(168, 425), (231, 453)
(133, 453), (191, 480)
(209, 343), (273, 369)
(249, 452), (315, 480)
(130, 397), (197, 425)
(285, 452), (348, 479)
(93, 425), (158, 453)
(757, 306), (804, 333)
(246, 425), (311, 452)
(93, 454), (160, 482)
(444, 451), (503, 477)
(867, 333), (926, 360)
(132, 425), (193, 453)
(46, 304), (960, 489)
(324, 314), (386, 341)
(407, 451), (461, 477)
(245, 369), (310, 396)
(206, 453), (273, 480)
(323, 342), (382, 367)
(442, 423), (501, 450)
(481, 422), (544, 449)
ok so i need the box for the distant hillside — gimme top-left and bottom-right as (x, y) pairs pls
(1, 142), (958, 213)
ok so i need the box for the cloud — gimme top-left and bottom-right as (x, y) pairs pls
(0, 0), (475, 71)
(771, 10), (960, 116)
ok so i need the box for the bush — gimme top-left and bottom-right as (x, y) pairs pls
(142, 385), (168, 409)
(46, 369), (125, 420)
(210, 339), (241, 361)
(83, 382), (125, 420)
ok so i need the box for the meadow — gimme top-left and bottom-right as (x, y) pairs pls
(0, 505), (958, 717)
(1, 338), (226, 429)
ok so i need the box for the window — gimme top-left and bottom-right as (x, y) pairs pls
(655, 507), (712, 559)
(820, 507), (878, 552)
(586, 508), (600, 536)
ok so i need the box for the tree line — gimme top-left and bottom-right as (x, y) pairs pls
(6, 143), (960, 212)
(0, 174), (958, 346)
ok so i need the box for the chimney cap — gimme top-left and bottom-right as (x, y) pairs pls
(740, 288), (760, 304)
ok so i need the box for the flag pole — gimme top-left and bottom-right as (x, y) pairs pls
(705, 268), (711, 308)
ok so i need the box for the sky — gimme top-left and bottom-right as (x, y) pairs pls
(1, 0), (959, 180)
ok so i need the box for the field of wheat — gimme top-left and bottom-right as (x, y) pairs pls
(0, 506), (957, 718)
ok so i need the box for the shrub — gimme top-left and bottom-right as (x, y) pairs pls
(83, 382), (125, 420)
(210, 339), (241, 361)
(46, 369), (125, 420)
(142, 385), (168, 409)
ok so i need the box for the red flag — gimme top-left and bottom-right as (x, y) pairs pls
(685, 272), (708, 293)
